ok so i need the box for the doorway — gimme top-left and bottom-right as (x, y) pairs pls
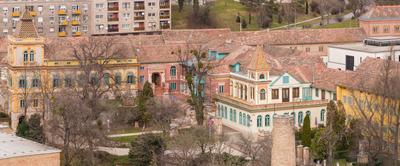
(282, 88), (290, 102)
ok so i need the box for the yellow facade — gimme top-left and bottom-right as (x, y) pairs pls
(5, 35), (140, 130)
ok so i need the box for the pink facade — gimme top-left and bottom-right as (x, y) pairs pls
(360, 20), (400, 37)
(138, 63), (187, 95)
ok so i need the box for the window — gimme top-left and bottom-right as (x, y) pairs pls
(260, 89), (266, 100)
(32, 78), (40, 88)
(315, 88), (319, 97)
(224, 107), (227, 119)
(139, 75), (144, 83)
(283, 76), (289, 84)
(265, 115), (270, 127)
(20, 99), (26, 108)
(257, 115), (262, 127)
(170, 66), (176, 76)
(23, 51), (28, 62)
(394, 25), (400, 32)
(114, 73), (121, 85)
(140, 66), (145, 70)
(29, 51), (34, 61)
(127, 73), (135, 84)
(233, 110), (237, 122)
(259, 74), (265, 80)
(122, 2), (130, 8)
(53, 76), (60, 88)
(19, 78), (27, 88)
(272, 89), (279, 99)
(242, 113), (246, 126)
(291, 112), (296, 124)
(302, 87), (312, 100)
(103, 73), (110, 85)
(218, 85), (224, 93)
(247, 115), (251, 127)
(65, 77), (72, 87)
(298, 112), (303, 126)
(230, 109), (233, 121)
(319, 46), (324, 52)
(33, 99), (39, 108)
(239, 112), (243, 124)
(293, 87), (299, 98)
(320, 109), (325, 121)
(383, 26), (390, 33)
(306, 111), (311, 117)
(169, 82), (176, 90)
(373, 26), (379, 33)
(305, 47), (310, 52)
(90, 75), (98, 85)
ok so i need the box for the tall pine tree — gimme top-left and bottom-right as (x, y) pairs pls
(301, 114), (311, 147)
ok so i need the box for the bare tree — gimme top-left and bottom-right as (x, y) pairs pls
(349, 51), (400, 165)
(236, 134), (272, 166)
(175, 45), (219, 125)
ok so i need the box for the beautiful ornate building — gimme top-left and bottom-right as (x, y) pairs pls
(1, 12), (139, 129)
(214, 46), (329, 137)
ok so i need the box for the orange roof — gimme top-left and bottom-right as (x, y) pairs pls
(247, 45), (269, 71)
(360, 5), (400, 21)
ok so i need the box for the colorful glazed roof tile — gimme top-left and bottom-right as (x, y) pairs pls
(15, 11), (39, 38)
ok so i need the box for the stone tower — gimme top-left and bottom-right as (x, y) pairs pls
(271, 115), (296, 166)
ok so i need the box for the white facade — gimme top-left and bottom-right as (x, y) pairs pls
(327, 42), (400, 71)
(215, 101), (327, 136)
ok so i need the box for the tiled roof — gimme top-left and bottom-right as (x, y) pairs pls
(360, 5), (400, 21)
(136, 44), (191, 63)
(207, 28), (366, 53)
(247, 45), (269, 71)
(212, 45), (327, 84)
(15, 11), (39, 39)
(338, 58), (400, 97)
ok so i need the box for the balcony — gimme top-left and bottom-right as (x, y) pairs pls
(58, 32), (67, 37)
(72, 10), (81, 15)
(11, 12), (20, 17)
(59, 20), (68, 26)
(108, 2), (119, 11)
(134, 27), (145, 31)
(72, 31), (81, 36)
(71, 20), (80, 25)
(134, 16), (145, 20)
(108, 17), (119, 22)
(134, 5), (145, 10)
(160, 15), (170, 19)
(29, 11), (37, 17)
(58, 9), (67, 15)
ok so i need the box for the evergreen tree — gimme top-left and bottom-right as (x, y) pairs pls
(16, 118), (29, 138)
(142, 81), (154, 99)
(16, 114), (44, 143)
(178, 0), (185, 12)
(129, 134), (166, 166)
(301, 114), (311, 147)
(135, 81), (153, 128)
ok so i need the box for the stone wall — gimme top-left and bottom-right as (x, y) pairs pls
(271, 115), (296, 166)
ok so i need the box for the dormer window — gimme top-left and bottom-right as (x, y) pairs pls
(23, 51), (28, 62)
(259, 74), (265, 80)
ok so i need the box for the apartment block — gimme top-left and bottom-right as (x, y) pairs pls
(0, 0), (171, 37)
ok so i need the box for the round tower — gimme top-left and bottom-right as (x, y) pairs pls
(271, 114), (296, 166)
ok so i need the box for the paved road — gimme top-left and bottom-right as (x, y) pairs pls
(107, 130), (163, 138)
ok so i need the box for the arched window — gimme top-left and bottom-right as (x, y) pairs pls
(257, 115), (262, 127)
(127, 73), (135, 84)
(265, 114), (270, 127)
(247, 115), (251, 127)
(114, 73), (121, 85)
(298, 112), (303, 126)
(90, 74), (98, 85)
(29, 51), (34, 61)
(230, 109), (233, 121)
(242, 113), (246, 125)
(260, 89), (266, 100)
(170, 66), (176, 76)
(239, 112), (242, 124)
(233, 110), (237, 122)
(259, 74), (265, 80)
(306, 111), (311, 116)
(104, 73), (110, 86)
(224, 107), (227, 119)
(23, 51), (28, 62)
(291, 112), (296, 124)
(320, 109), (325, 121)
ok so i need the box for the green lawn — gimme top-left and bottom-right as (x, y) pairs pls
(317, 19), (359, 29)
(110, 135), (137, 143)
(109, 128), (141, 135)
